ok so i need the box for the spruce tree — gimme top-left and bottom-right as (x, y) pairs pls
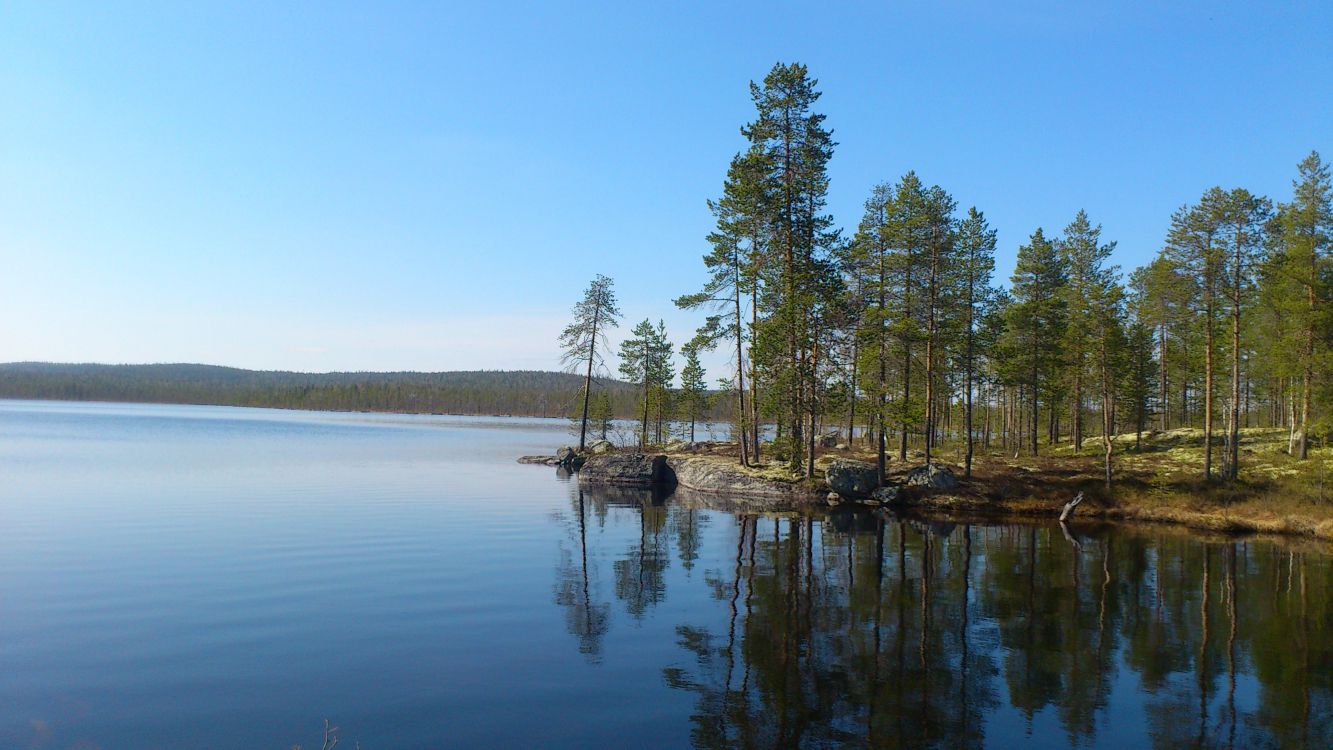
(679, 342), (710, 443)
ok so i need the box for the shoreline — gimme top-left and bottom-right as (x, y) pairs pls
(526, 438), (1333, 543)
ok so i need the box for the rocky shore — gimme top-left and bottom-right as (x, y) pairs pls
(517, 435), (1333, 541)
(517, 444), (964, 511)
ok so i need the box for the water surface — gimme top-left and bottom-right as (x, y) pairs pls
(1, 400), (1329, 748)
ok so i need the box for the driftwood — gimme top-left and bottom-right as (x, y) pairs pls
(1059, 491), (1085, 523)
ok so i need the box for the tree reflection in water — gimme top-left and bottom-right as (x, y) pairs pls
(556, 486), (1333, 748)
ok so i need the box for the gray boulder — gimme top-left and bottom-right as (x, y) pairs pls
(905, 462), (959, 490)
(517, 455), (559, 465)
(579, 453), (675, 487)
(818, 431), (842, 448)
(556, 446), (577, 465)
(667, 457), (822, 502)
(587, 439), (613, 454)
(870, 484), (902, 504)
(826, 459), (879, 498)
(665, 440), (700, 453)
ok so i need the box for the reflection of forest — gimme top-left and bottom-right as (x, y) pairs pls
(554, 486), (1332, 749)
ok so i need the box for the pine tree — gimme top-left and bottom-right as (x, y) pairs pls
(743, 61), (838, 475)
(559, 274), (621, 451)
(849, 182), (896, 481)
(956, 207), (997, 477)
(920, 184), (958, 465)
(1165, 189), (1228, 480)
(1002, 228), (1068, 455)
(676, 149), (770, 465)
(1219, 188), (1271, 480)
(1272, 152), (1332, 459)
(1059, 210), (1117, 453)
(1088, 266), (1128, 487)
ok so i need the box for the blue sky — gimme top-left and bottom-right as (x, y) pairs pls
(2, 1), (1329, 373)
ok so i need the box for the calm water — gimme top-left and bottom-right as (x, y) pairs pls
(1, 401), (1329, 749)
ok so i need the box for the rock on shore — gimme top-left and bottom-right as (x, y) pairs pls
(668, 457), (822, 501)
(825, 459), (879, 498)
(905, 463), (960, 490)
(578, 453), (675, 487)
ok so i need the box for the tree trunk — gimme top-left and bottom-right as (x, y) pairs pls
(925, 235), (939, 465)
(750, 284), (760, 465)
(807, 328), (819, 479)
(734, 269), (750, 467)
(1228, 240), (1242, 481)
(847, 332), (858, 449)
(1159, 323), (1169, 431)
(1102, 340), (1114, 488)
(900, 255), (912, 463)
(1299, 278), (1314, 459)
(1204, 295), (1215, 481)
(1073, 370), (1083, 453)
(577, 304), (601, 452)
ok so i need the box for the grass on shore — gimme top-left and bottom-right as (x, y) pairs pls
(662, 427), (1333, 540)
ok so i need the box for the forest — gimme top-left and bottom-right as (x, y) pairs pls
(0, 362), (658, 418)
(562, 61), (1331, 492)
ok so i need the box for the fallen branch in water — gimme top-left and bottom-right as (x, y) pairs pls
(1059, 491), (1085, 523)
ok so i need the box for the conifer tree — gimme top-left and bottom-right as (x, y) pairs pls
(849, 182), (896, 481)
(956, 207), (997, 477)
(559, 274), (621, 451)
(1001, 228), (1068, 455)
(1219, 188), (1271, 480)
(590, 389), (614, 442)
(1271, 151), (1332, 459)
(1059, 210), (1117, 453)
(1165, 189), (1228, 480)
(678, 342), (710, 443)
(920, 184), (958, 464)
(676, 149), (770, 465)
(618, 319), (674, 447)
(743, 61), (838, 475)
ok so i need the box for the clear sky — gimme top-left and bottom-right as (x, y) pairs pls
(2, 1), (1329, 374)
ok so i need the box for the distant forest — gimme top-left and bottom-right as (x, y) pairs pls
(0, 362), (731, 420)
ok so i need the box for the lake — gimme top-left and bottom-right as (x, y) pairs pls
(1, 400), (1329, 749)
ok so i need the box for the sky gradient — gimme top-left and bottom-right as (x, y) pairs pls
(2, 1), (1330, 373)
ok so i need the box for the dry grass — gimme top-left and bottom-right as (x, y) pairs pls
(813, 427), (1333, 540)
(647, 429), (1333, 540)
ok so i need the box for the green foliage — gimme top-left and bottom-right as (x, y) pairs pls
(561, 274), (623, 449)
(619, 319), (676, 446)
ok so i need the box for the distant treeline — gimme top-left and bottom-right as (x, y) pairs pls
(0, 362), (734, 419)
